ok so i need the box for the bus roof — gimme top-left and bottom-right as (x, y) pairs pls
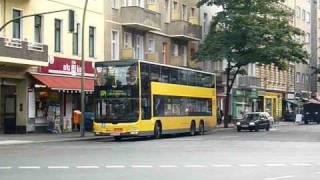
(95, 59), (216, 76)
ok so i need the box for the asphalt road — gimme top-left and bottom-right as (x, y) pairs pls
(1, 122), (320, 180)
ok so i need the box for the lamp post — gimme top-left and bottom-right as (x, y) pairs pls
(80, 0), (89, 137)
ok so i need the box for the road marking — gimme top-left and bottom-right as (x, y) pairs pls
(265, 164), (286, 167)
(316, 172), (320, 174)
(131, 165), (153, 168)
(264, 176), (294, 180)
(0, 140), (34, 145)
(18, 166), (41, 169)
(185, 165), (205, 168)
(48, 166), (70, 169)
(105, 165), (126, 168)
(0, 167), (12, 170)
(212, 164), (232, 167)
(290, 163), (312, 166)
(76, 166), (99, 169)
(238, 164), (259, 167)
(159, 165), (177, 168)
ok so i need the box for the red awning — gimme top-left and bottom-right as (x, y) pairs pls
(31, 74), (94, 91)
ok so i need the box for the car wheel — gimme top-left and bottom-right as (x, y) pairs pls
(237, 127), (241, 132)
(199, 121), (205, 135)
(190, 121), (196, 136)
(265, 124), (270, 131)
(255, 126), (259, 132)
(114, 136), (122, 141)
(153, 122), (162, 139)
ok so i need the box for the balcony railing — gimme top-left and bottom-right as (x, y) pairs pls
(238, 76), (261, 89)
(120, 48), (135, 59)
(167, 21), (202, 40)
(170, 56), (183, 66)
(145, 52), (159, 62)
(121, 6), (161, 31)
(0, 37), (48, 66)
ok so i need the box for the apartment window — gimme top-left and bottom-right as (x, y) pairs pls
(296, 73), (300, 83)
(135, 35), (144, 59)
(306, 12), (310, 23)
(296, 6), (301, 19)
(203, 13), (208, 33)
(182, 5), (187, 21)
(148, 39), (155, 53)
(72, 23), (80, 55)
(301, 74), (305, 84)
(111, 30), (119, 60)
(54, 19), (62, 52)
(173, 1), (178, 10)
(165, 0), (170, 23)
(191, 8), (195, 16)
(112, 0), (119, 9)
(34, 15), (42, 43)
(89, 26), (96, 57)
(123, 0), (132, 6)
(13, 9), (22, 39)
(173, 44), (179, 56)
(124, 32), (132, 48)
(302, 9), (306, 21)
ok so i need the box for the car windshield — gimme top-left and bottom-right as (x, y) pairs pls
(244, 114), (260, 121)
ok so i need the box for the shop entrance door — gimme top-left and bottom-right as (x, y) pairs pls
(3, 85), (16, 134)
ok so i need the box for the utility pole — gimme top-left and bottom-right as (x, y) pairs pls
(80, 0), (89, 137)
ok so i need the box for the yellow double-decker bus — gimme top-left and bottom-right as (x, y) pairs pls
(93, 60), (216, 140)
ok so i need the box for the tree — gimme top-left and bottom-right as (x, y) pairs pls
(195, 0), (308, 128)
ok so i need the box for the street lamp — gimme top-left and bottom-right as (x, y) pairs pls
(80, 0), (89, 137)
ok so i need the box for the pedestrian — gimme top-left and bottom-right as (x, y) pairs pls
(217, 108), (222, 124)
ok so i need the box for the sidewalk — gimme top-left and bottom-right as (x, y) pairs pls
(0, 132), (109, 146)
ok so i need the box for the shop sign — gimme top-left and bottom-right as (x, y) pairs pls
(40, 57), (95, 77)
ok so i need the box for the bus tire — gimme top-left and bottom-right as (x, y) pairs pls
(199, 121), (205, 135)
(190, 121), (196, 136)
(153, 121), (162, 139)
(114, 136), (122, 141)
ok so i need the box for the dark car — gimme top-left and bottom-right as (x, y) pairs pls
(303, 103), (320, 124)
(236, 112), (271, 132)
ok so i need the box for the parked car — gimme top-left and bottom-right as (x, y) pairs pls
(236, 112), (271, 132)
(303, 103), (320, 124)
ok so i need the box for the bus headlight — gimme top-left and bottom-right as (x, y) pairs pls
(130, 128), (139, 135)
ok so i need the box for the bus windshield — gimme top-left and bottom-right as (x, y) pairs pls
(95, 63), (139, 123)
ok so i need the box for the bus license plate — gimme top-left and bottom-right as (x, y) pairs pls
(114, 128), (123, 132)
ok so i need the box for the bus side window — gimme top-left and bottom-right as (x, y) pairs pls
(169, 68), (178, 84)
(150, 64), (160, 82)
(202, 74), (213, 88)
(188, 71), (197, 86)
(161, 67), (170, 83)
(178, 69), (188, 85)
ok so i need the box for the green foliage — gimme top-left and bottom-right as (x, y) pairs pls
(195, 0), (308, 71)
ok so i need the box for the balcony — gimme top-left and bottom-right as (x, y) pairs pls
(171, 10), (181, 21)
(145, 52), (159, 62)
(238, 76), (261, 89)
(170, 56), (183, 66)
(0, 37), (48, 66)
(121, 6), (161, 31)
(120, 48), (135, 59)
(167, 21), (202, 41)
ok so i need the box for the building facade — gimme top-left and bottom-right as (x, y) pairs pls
(104, 0), (202, 67)
(0, 0), (104, 133)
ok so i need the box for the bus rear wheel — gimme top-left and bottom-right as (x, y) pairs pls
(153, 122), (162, 139)
(199, 121), (205, 135)
(190, 121), (196, 136)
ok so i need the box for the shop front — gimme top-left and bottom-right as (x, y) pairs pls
(261, 91), (284, 120)
(27, 57), (95, 133)
(232, 89), (260, 120)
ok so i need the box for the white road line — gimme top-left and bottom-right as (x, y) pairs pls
(105, 165), (126, 168)
(290, 163), (312, 166)
(0, 167), (12, 170)
(159, 165), (177, 168)
(238, 164), (259, 167)
(265, 164), (287, 167)
(185, 165), (206, 168)
(212, 164), (232, 167)
(131, 165), (153, 168)
(48, 166), (70, 169)
(264, 176), (294, 180)
(18, 166), (41, 169)
(316, 172), (320, 174)
(76, 166), (99, 169)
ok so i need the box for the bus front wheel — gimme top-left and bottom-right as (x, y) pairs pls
(199, 121), (205, 135)
(154, 122), (162, 139)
